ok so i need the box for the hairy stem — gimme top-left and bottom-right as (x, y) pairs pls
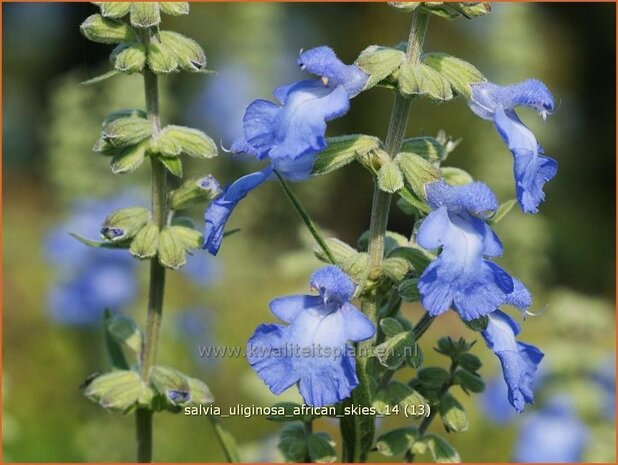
(136, 29), (167, 464)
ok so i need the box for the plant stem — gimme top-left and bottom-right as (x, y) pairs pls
(208, 416), (241, 463)
(136, 29), (167, 464)
(349, 10), (430, 463)
(412, 312), (436, 340)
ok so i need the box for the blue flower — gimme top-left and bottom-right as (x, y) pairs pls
(181, 251), (221, 286)
(203, 47), (367, 255)
(247, 266), (374, 407)
(417, 180), (531, 320)
(514, 397), (588, 462)
(468, 79), (558, 214)
(482, 310), (544, 413)
(479, 377), (518, 425)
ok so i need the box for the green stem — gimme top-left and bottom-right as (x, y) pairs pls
(208, 416), (241, 463)
(412, 312), (436, 340)
(136, 29), (168, 464)
(274, 170), (336, 264)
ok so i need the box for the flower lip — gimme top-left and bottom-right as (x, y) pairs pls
(309, 265), (356, 305)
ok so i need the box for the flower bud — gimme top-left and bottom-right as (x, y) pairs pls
(111, 42), (147, 73)
(129, 223), (159, 259)
(100, 207), (150, 242)
(160, 31), (206, 72)
(129, 2), (160, 28)
(170, 175), (222, 210)
(80, 14), (135, 44)
(102, 117), (152, 148)
(395, 152), (441, 200)
(158, 227), (186, 269)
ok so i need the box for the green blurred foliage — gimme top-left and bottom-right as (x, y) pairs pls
(2, 2), (615, 462)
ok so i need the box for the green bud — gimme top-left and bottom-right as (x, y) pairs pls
(398, 278), (420, 302)
(456, 353), (482, 372)
(103, 117), (152, 148)
(439, 393), (468, 433)
(80, 14), (135, 44)
(149, 365), (190, 407)
(307, 433), (337, 463)
(130, 2), (160, 28)
(159, 2), (190, 16)
(389, 381), (427, 413)
(158, 227), (187, 270)
(130, 223), (160, 259)
(418, 367), (451, 388)
(462, 315), (489, 332)
(376, 427), (418, 457)
(355, 45), (405, 89)
(453, 369), (485, 393)
(93, 137), (117, 156)
(170, 175), (222, 210)
(377, 161), (404, 193)
(313, 238), (369, 285)
(423, 53), (485, 99)
(441, 166), (474, 186)
(83, 370), (153, 413)
(147, 40), (179, 74)
(279, 423), (308, 462)
(375, 331), (415, 370)
(400, 136), (446, 163)
(312, 134), (381, 176)
(160, 31), (206, 72)
(111, 42), (147, 73)
(396, 152), (441, 200)
(382, 256), (411, 283)
(186, 376), (214, 406)
(103, 108), (148, 125)
(423, 434), (460, 463)
(106, 315), (142, 356)
(94, 2), (131, 19)
(159, 156), (183, 177)
(111, 140), (148, 174)
(101, 207), (150, 242)
(170, 225), (203, 250)
(152, 125), (218, 158)
(380, 317), (405, 337)
(388, 246), (434, 274)
(398, 61), (453, 100)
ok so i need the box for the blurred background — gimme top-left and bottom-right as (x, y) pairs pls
(3, 2), (616, 462)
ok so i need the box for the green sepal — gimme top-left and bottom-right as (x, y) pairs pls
(488, 199), (517, 225)
(102, 116), (152, 148)
(376, 427), (419, 457)
(159, 2), (190, 16)
(170, 175), (222, 210)
(390, 2), (491, 21)
(453, 369), (485, 394)
(111, 42), (147, 73)
(130, 2), (160, 28)
(278, 423), (309, 462)
(455, 353), (482, 372)
(81, 69), (120, 86)
(103, 309), (130, 370)
(355, 45), (405, 90)
(101, 207), (150, 242)
(105, 313), (143, 359)
(83, 370), (153, 414)
(388, 246), (434, 275)
(149, 365), (214, 410)
(396, 152), (441, 201)
(358, 230), (409, 255)
(158, 227), (187, 269)
(307, 433), (337, 463)
(423, 53), (486, 99)
(93, 137), (118, 156)
(398, 186), (431, 214)
(160, 31), (207, 72)
(151, 125), (218, 158)
(381, 256), (411, 283)
(439, 393), (468, 433)
(398, 61), (453, 100)
(312, 134), (381, 176)
(375, 331), (415, 370)
(378, 161), (404, 193)
(94, 2), (131, 19)
(400, 136), (446, 163)
(159, 156), (183, 177)
(398, 278), (420, 302)
(70, 232), (131, 249)
(313, 238), (369, 285)
(380, 317), (405, 337)
(80, 14), (135, 44)
(441, 166), (474, 186)
(418, 367), (451, 388)
(169, 225), (203, 250)
(111, 140), (149, 174)
(462, 315), (489, 332)
(129, 223), (160, 259)
(422, 433), (461, 463)
(147, 39), (179, 74)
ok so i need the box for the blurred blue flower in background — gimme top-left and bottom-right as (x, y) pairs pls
(203, 47), (367, 255)
(591, 357), (616, 420)
(479, 377), (518, 425)
(482, 310), (544, 412)
(417, 180), (530, 321)
(468, 79), (558, 214)
(247, 265), (374, 407)
(44, 191), (144, 326)
(181, 251), (221, 286)
(514, 397), (588, 462)
(174, 308), (218, 368)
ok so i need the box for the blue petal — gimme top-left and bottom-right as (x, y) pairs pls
(469, 79), (554, 120)
(310, 265), (356, 304)
(269, 295), (323, 323)
(426, 180), (498, 216)
(272, 150), (316, 182)
(416, 206), (451, 251)
(340, 302), (375, 342)
(505, 278), (532, 310)
(297, 350), (358, 407)
(233, 99), (280, 160)
(203, 166), (272, 255)
(494, 107), (558, 213)
(298, 46), (368, 97)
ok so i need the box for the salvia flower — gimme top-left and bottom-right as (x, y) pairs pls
(468, 79), (558, 214)
(514, 397), (588, 462)
(203, 47), (368, 255)
(482, 310), (544, 412)
(417, 180), (531, 320)
(247, 265), (374, 407)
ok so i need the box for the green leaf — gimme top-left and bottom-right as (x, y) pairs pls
(423, 434), (461, 463)
(81, 69), (120, 86)
(278, 423), (308, 462)
(453, 369), (485, 394)
(147, 40), (179, 73)
(378, 161), (404, 193)
(159, 2), (190, 16)
(80, 14), (135, 44)
(312, 135), (381, 176)
(103, 309), (130, 370)
(423, 53), (486, 99)
(355, 45), (405, 89)
(398, 186), (431, 214)
(307, 433), (337, 463)
(95, 2), (131, 19)
(83, 370), (153, 414)
(418, 367), (451, 388)
(456, 353), (482, 372)
(160, 31), (207, 72)
(488, 199), (517, 225)
(158, 227), (187, 270)
(69, 232), (131, 249)
(396, 152), (441, 200)
(398, 278), (420, 302)
(375, 331), (415, 370)
(376, 427), (418, 457)
(380, 317), (405, 337)
(111, 140), (148, 174)
(153, 125), (218, 158)
(130, 223), (159, 259)
(439, 393), (468, 433)
(130, 2), (160, 28)
(159, 156), (183, 177)
(103, 117), (152, 148)
(463, 315), (489, 332)
(441, 166), (474, 186)
(106, 314), (142, 356)
(398, 61), (453, 100)
(111, 42), (147, 73)
(400, 136), (446, 163)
